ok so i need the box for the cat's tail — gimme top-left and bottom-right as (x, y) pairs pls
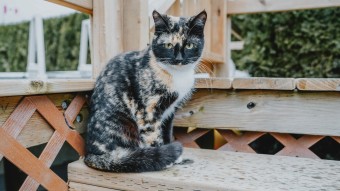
(84, 141), (183, 172)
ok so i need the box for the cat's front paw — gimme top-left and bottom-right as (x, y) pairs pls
(174, 155), (183, 164)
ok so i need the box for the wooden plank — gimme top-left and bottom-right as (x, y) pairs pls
(233, 77), (295, 90)
(0, 79), (94, 97)
(0, 128), (67, 190)
(174, 90), (340, 136)
(68, 148), (340, 190)
(195, 78), (232, 89)
(20, 131), (66, 191)
(227, 0), (340, 15)
(64, 94), (87, 125)
(123, 0), (149, 51)
(47, 0), (92, 14)
(0, 98), (36, 161)
(92, 0), (123, 78)
(297, 78), (340, 91)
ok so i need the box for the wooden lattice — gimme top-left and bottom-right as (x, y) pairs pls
(174, 127), (340, 159)
(0, 94), (86, 191)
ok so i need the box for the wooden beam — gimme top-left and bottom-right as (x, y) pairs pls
(174, 90), (340, 136)
(92, 0), (123, 78)
(210, 0), (228, 77)
(123, 0), (149, 51)
(233, 78), (295, 90)
(47, 0), (93, 15)
(296, 78), (340, 91)
(0, 79), (94, 97)
(227, 0), (340, 15)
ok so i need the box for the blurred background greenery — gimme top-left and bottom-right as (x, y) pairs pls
(232, 7), (340, 77)
(0, 13), (88, 72)
(1, 8), (339, 77)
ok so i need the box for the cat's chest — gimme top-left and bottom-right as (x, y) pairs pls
(162, 69), (195, 119)
(171, 70), (195, 100)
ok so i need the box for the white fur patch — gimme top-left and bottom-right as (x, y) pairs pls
(159, 63), (197, 120)
(93, 141), (108, 152)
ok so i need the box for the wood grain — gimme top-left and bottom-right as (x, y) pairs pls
(233, 77), (295, 90)
(296, 78), (340, 91)
(68, 148), (340, 190)
(195, 78), (232, 89)
(227, 0), (340, 15)
(174, 90), (340, 136)
(47, 0), (92, 14)
(0, 98), (36, 161)
(210, 0), (228, 77)
(123, 0), (149, 51)
(92, 0), (123, 78)
(0, 79), (94, 97)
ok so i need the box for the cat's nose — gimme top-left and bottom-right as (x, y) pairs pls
(175, 53), (183, 63)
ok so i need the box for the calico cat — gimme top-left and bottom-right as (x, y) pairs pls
(84, 10), (207, 172)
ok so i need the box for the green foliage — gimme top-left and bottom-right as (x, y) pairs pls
(232, 8), (340, 77)
(0, 13), (89, 72)
(0, 22), (29, 72)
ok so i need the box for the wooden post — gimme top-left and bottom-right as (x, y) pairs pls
(91, 0), (124, 79)
(123, 0), (149, 51)
(167, 0), (181, 16)
(210, 0), (228, 77)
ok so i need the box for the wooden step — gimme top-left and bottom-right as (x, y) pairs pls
(68, 148), (340, 191)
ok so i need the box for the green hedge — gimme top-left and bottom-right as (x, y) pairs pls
(232, 7), (340, 78)
(2, 9), (340, 77)
(0, 22), (29, 72)
(0, 13), (88, 72)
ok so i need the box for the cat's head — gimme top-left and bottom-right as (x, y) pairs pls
(151, 10), (207, 68)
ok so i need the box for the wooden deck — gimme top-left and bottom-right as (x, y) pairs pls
(68, 148), (340, 191)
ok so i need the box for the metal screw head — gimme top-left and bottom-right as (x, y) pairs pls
(247, 102), (256, 109)
(76, 114), (83, 123)
(61, 100), (69, 110)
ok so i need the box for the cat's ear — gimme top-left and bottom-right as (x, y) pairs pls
(152, 10), (169, 34)
(188, 10), (207, 36)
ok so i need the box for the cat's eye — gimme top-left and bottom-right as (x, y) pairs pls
(164, 43), (173, 49)
(186, 43), (194, 49)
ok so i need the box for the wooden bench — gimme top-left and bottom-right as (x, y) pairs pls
(68, 148), (340, 190)
(67, 78), (340, 191)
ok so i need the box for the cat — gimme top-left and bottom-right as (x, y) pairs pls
(84, 10), (207, 172)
